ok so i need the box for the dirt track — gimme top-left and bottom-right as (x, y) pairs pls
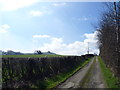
(57, 57), (107, 88)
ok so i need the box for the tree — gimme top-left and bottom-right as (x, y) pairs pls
(97, 2), (120, 78)
(34, 50), (42, 54)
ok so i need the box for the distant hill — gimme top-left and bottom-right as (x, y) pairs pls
(0, 50), (23, 55)
(0, 50), (56, 55)
(0, 50), (2, 55)
(42, 51), (56, 55)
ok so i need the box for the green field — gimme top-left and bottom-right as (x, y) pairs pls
(2, 54), (64, 58)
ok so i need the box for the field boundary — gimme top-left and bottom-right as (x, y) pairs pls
(2, 55), (94, 88)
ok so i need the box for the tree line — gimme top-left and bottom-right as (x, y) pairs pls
(97, 2), (120, 79)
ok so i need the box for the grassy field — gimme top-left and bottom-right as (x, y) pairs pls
(2, 54), (64, 58)
(98, 56), (120, 88)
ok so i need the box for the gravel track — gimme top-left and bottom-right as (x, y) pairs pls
(56, 57), (107, 89)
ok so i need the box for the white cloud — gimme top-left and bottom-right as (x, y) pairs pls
(33, 35), (51, 38)
(0, 24), (10, 33)
(52, 3), (66, 7)
(78, 17), (89, 21)
(0, 0), (39, 11)
(30, 11), (44, 17)
(72, 17), (89, 21)
(38, 31), (99, 55)
(0, 29), (7, 33)
(84, 31), (98, 43)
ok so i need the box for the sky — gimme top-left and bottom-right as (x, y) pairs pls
(0, 0), (106, 55)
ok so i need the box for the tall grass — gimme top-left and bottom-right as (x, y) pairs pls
(98, 56), (120, 88)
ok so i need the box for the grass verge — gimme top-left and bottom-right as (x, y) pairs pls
(79, 57), (95, 88)
(98, 56), (120, 88)
(31, 58), (93, 89)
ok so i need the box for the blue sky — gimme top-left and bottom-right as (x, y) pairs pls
(0, 1), (105, 55)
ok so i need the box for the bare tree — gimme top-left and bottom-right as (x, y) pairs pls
(97, 2), (120, 78)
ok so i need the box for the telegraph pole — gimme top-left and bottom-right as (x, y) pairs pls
(114, 2), (119, 76)
(87, 42), (89, 54)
